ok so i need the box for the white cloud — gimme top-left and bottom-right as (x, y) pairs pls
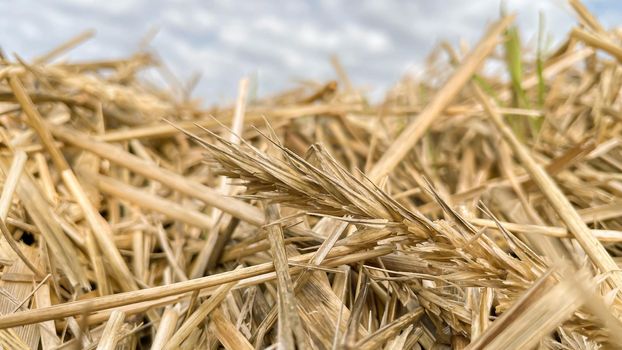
(254, 16), (288, 35)
(60, 0), (145, 15)
(218, 23), (249, 46)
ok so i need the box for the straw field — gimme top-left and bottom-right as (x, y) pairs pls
(0, 1), (621, 349)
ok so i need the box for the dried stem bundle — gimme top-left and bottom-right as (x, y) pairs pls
(0, 1), (620, 349)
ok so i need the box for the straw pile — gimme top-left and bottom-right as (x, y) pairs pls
(1, 1), (622, 349)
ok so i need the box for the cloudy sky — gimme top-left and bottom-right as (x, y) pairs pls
(1, 1), (618, 104)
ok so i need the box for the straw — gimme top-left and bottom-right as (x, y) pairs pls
(0, 2), (621, 347)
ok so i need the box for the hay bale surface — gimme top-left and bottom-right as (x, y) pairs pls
(0, 2), (621, 349)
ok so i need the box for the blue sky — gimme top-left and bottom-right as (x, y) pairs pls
(0, 1), (615, 104)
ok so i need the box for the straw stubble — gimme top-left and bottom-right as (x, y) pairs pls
(0, 2), (621, 348)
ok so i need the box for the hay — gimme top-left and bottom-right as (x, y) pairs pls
(0, 1), (621, 348)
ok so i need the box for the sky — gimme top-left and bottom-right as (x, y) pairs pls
(0, 0), (619, 105)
